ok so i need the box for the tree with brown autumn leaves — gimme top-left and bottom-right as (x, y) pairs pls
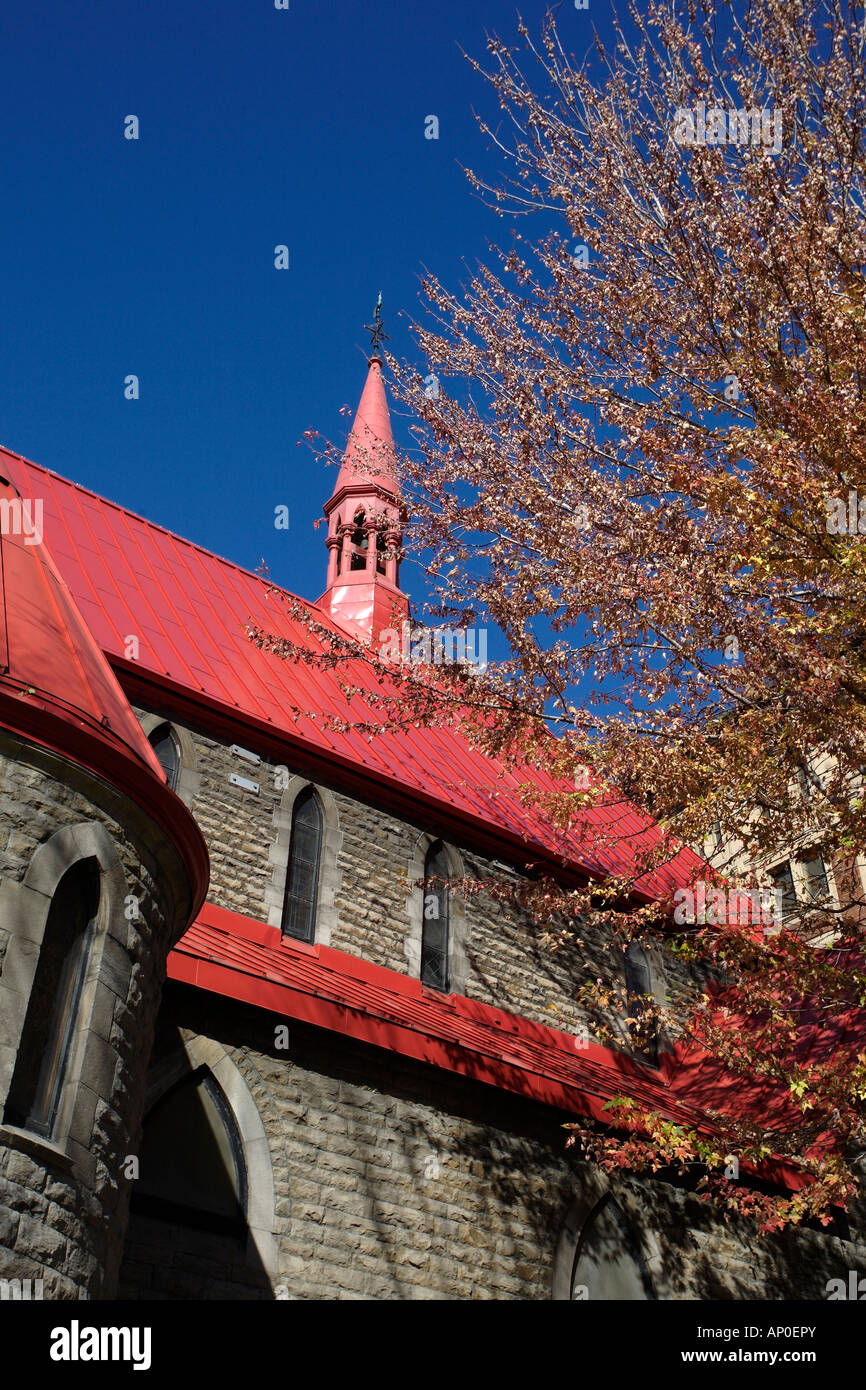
(252, 0), (866, 1232)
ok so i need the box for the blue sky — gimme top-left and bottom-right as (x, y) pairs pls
(0, 0), (616, 621)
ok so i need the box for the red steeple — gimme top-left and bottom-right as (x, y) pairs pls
(333, 356), (401, 497)
(317, 303), (408, 642)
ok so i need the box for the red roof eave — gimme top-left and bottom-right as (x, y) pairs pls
(169, 901), (811, 1195)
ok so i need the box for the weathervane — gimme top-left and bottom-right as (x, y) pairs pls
(364, 292), (389, 357)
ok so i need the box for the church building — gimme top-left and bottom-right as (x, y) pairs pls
(0, 335), (864, 1301)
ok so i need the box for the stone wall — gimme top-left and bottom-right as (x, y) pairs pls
(115, 699), (866, 1304)
(132, 703), (690, 1049)
(0, 733), (193, 1298)
(118, 984), (866, 1302)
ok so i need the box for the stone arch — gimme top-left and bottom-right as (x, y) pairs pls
(137, 713), (201, 810)
(265, 776), (343, 945)
(551, 1169), (664, 1300)
(0, 821), (128, 1158)
(138, 1034), (278, 1280)
(404, 833), (469, 995)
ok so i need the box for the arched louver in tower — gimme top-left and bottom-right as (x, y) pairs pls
(3, 857), (100, 1138)
(349, 510), (368, 571)
(421, 842), (450, 991)
(281, 788), (323, 943)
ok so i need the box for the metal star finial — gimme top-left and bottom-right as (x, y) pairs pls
(364, 293), (389, 357)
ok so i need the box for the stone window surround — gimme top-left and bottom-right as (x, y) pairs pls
(265, 777), (343, 945)
(137, 713), (201, 811)
(139, 1034), (278, 1281)
(613, 941), (669, 1067)
(404, 834), (469, 996)
(0, 822), (129, 1186)
(551, 1169), (664, 1300)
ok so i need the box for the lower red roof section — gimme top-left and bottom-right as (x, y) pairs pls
(170, 901), (808, 1192)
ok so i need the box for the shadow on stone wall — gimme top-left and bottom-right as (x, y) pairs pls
(118, 983), (866, 1302)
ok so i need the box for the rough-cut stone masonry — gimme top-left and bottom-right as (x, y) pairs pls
(118, 985), (866, 1301)
(0, 734), (192, 1298)
(132, 702), (708, 1053)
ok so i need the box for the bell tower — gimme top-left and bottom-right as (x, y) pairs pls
(317, 298), (409, 643)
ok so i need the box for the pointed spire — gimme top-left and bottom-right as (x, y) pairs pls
(317, 305), (408, 642)
(332, 355), (400, 498)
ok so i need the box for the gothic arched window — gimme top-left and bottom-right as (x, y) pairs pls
(149, 723), (179, 792)
(131, 1067), (247, 1242)
(3, 858), (100, 1138)
(624, 941), (659, 1066)
(281, 788), (323, 943)
(421, 842), (450, 991)
(571, 1196), (654, 1300)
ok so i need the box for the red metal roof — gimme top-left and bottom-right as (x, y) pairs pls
(169, 901), (813, 1192)
(0, 443), (705, 901)
(0, 469), (166, 779)
(0, 464), (209, 919)
(0, 426), (847, 1178)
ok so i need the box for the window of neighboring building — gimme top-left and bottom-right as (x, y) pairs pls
(149, 723), (180, 792)
(421, 842), (450, 991)
(624, 941), (659, 1067)
(281, 787), (323, 943)
(130, 1067), (247, 1242)
(801, 854), (831, 903)
(3, 858), (100, 1138)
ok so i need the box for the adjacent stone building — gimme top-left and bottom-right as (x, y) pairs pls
(1, 345), (864, 1300)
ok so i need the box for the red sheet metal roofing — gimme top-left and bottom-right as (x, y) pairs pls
(168, 902), (811, 1191)
(0, 469), (167, 780)
(0, 443), (704, 900)
(0, 466), (210, 917)
(0, 467), (209, 917)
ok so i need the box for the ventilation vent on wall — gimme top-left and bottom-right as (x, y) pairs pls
(231, 745), (261, 766)
(229, 773), (260, 795)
